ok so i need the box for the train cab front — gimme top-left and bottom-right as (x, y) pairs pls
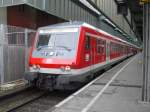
(25, 27), (80, 90)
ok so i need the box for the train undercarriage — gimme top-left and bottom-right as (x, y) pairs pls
(25, 72), (91, 91)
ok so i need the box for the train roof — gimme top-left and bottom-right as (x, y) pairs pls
(38, 21), (139, 49)
(39, 21), (84, 29)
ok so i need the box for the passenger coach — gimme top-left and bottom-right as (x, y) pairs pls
(25, 21), (139, 90)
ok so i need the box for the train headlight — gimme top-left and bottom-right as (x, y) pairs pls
(65, 66), (71, 71)
(32, 65), (40, 70)
(37, 65), (40, 69)
(60, 66), (71, 72)
(32, 65), (37, 70)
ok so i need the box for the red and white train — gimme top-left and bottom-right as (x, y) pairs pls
(25, 21), (139, 90)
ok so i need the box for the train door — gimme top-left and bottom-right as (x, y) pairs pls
(90, 37), (96, 72)
(106, 41), (110, 63)
(96, 39), (106, 63)
(84, 35), (95, 73)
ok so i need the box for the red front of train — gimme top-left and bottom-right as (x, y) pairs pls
(25, 22), (139, 90)
(29, 27), (80, 73)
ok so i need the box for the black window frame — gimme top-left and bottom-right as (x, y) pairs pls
(96, 39), (105, 54)
(85, 35), (90, 50)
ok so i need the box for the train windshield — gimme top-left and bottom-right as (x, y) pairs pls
(37, 28), (79, 51)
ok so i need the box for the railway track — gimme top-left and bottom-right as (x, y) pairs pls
(0, 87), (74, 112)
(0, 87), (46, 112)
(13, 90), (73, 112)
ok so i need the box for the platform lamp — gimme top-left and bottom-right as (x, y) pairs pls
(140, 0), (150, 5)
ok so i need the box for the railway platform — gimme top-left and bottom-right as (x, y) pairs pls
(0, 79), (28, 97)
(50, 53), (150, 112)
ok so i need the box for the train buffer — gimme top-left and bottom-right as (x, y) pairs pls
(49, 53), (150, 112)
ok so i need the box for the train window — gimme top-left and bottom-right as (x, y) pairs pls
(97, 39), (105, 54)
(37, 34), (50, 47)
(111, 42), (114, 52)
(111, 42), (119, 53)
(97, 40), (101, 53)
(85, 36), (90, 50)
(36, 28), (79, 51)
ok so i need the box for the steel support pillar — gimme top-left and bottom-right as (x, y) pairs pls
(24, 29), (28, 73)
(142, 3), (150, 102)
(0, 24), (5, 84)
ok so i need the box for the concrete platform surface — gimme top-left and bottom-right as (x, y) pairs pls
(50, 53), (150, 112)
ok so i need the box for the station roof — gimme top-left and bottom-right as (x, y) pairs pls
(0, 0), (143, 42)
(127, 0), (143, 40)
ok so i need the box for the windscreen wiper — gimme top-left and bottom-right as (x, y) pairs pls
(37, 45), (52, 51)
(55, 45), (71, 51)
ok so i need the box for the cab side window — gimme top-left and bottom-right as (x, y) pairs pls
(85, 36), (90, 50)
